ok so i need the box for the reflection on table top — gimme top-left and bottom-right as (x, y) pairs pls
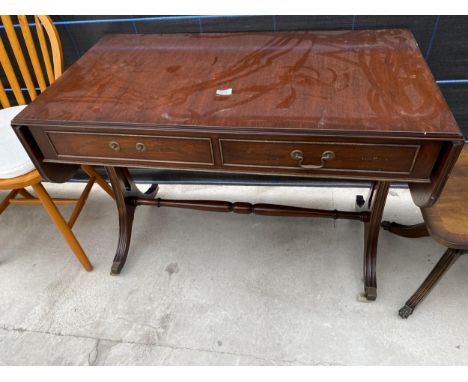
(15, 30), (462, 139)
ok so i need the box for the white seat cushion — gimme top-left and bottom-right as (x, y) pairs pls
(0, 105), (36, 179)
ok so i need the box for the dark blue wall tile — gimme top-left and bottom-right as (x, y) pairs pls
(275, 16), (353, 31)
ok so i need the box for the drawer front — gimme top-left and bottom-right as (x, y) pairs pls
(46, 132), (214, 166)
(37, 128), (440, 181)
(220, 139), (422, 175)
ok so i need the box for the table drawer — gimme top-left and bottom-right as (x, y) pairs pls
(46, 132), (214, 166)
(220, 139), (427, 175)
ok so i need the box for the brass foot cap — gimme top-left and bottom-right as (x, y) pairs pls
(398, 305), (414, 319)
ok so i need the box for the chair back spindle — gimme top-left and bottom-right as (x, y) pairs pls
(0, 15), (63, 109)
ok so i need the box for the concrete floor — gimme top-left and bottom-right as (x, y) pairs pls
(0, 182), (467, 365)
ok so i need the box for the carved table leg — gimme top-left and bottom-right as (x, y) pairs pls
(106, 167), (158, 275)
(399, 248), (463, 318)
(363, 181), (390, 301)
(381, 222), (429, 238)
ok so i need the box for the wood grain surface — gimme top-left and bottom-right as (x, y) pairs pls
(13, 30), (463, 139)
(422, 147), (468, 249)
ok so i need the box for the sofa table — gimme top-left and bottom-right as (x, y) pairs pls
(12, 30), (464, 301)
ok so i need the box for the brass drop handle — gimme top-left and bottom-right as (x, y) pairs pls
(135, 142), (146, 152)
(109, 141), (120, 151)
(290, 150), (335, 169)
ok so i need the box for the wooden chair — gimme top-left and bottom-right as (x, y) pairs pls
(382, 147), (467, 318)
(0, 15), (114, 271)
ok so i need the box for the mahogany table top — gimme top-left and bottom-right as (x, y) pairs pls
(15, 30), (463, 140)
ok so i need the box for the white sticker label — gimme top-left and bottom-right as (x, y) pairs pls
(216, 88), (232, 96)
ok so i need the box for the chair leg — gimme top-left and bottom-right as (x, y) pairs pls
(68, 176), (96, 228)
(18, 188), (34, 199)
(67, 165), (114, 228)
(31, 182), (92, 271)
(0, 189), (19, 215)
(399, 248), (462, 318)
(381, 221), (429, 238)
(81, 165), (115, 199)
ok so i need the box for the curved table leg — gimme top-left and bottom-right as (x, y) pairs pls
(381, 221), (429, 238)
(106, 167), (158, 275)
(363, 181), (390, 301)
(399, 248), (463, 318)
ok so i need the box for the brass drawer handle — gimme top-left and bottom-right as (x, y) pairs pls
(135, 142), (146, 152)
(109, 141), (120, 151)
(290, 150), (335, 169)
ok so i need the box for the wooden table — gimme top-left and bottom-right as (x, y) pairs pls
(12, 30), (464, 300)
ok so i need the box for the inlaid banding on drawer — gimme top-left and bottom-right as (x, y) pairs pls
(219, 139), (421, 174)
(46, 131), (214, 166)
